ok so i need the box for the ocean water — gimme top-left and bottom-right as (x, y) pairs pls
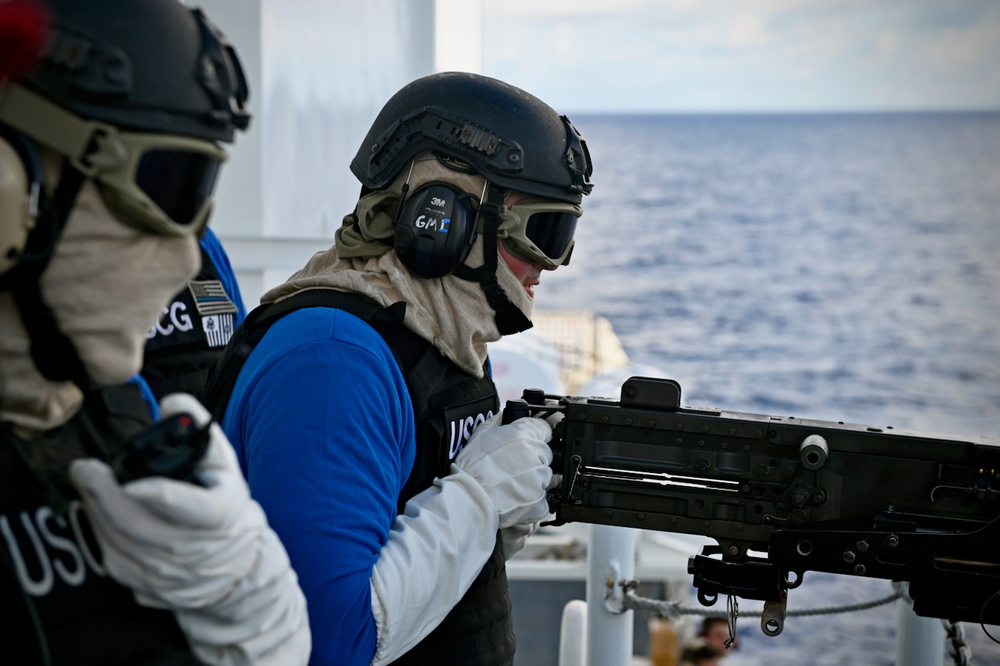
(527, 112), (1000, 665)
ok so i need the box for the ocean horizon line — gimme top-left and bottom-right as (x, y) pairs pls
(569, 108), (1000, 118)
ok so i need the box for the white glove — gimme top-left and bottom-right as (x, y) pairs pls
(69, 393), (311, 666)
(368, 414), (555, 664)
(499, 521), (539, 560)
(454, 413), (554, 529)
(369, 466), (498, 665)
(499, 459), (563, 560)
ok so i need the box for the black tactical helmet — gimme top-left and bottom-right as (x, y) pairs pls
(351, 72), (593, 204)
(20, 0), (249, 143)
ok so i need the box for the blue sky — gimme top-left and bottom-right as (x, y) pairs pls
(480, 0), (1000, 114)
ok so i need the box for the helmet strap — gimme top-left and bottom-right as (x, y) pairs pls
(453, 185), (532, 335)
(8, 160), (91, 387)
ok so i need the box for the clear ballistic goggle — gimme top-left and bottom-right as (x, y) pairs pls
(498, 197), (582, 268)
(0, 83), (226, 237)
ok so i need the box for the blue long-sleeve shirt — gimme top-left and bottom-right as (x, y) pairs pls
(222, 306), (416, 665)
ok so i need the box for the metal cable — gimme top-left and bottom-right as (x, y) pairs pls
(624, 581), (979, 666)
(622, 585), (901, 620)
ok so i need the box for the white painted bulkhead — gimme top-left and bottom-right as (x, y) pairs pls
(192, 0), (482, 303)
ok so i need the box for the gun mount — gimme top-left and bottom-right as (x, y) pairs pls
(504, 377), (1000, 636)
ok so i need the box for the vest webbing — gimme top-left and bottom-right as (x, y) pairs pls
(202, 288), (516, 664)
(203, 289), (431, 421)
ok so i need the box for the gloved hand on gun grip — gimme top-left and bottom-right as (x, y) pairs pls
(69, 393), (311, 666)
(541, 399), (564, 489)
(493, 400), (565, 559)
(454, 412), (554, 529)
(498, 521), (539, 560)
(368, 412), (555, 663)
(498, 466), (565, 560)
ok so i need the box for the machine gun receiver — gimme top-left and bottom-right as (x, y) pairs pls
(504, 376), (1000, 631)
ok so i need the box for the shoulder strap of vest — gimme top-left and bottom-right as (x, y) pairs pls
(202, 289), (440, 423)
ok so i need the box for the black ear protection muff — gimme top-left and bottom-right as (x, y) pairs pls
(0, 125), (44, 278)
(393, 182), (480, 278)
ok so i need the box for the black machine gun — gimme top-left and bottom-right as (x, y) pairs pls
(503, 377), (1000, 636)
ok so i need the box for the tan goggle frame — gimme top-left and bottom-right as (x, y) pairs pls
(0, 83), (227, 237)
(498, 197), (582, 267)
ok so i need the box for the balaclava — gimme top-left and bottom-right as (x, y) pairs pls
(260, 154), (534, 377)
(0, 151), (199, 434)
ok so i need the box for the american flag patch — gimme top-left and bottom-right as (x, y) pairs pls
(188, 280), (238, 316)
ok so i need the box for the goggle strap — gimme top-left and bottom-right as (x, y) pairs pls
(8, 160), (91, 387)
(2, 157), (82, 282)
(479, 186), (532, 334)
(0, 84), (116, 176)
(479, 185), (505, 274)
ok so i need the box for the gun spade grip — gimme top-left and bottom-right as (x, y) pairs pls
(501, 399), (530, 424)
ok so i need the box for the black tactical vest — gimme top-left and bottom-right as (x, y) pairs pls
(204, 289), (517, 665)
(0, 383), (202, 665)
(141, 243), (240, 400)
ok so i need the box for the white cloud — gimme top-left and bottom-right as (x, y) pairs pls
(483, 0), (658, 19)
(922, 23), (1000, 66)
(878, 31), (900, 55)
(480, 0), (1000, 112)
(553, 24), (577, 62)
(717, 12), (770, 49)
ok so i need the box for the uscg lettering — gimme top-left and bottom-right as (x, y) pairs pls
(448, 409), (494, 459)
(147, 300), (194, 339)
(0, 501), (107, 597)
